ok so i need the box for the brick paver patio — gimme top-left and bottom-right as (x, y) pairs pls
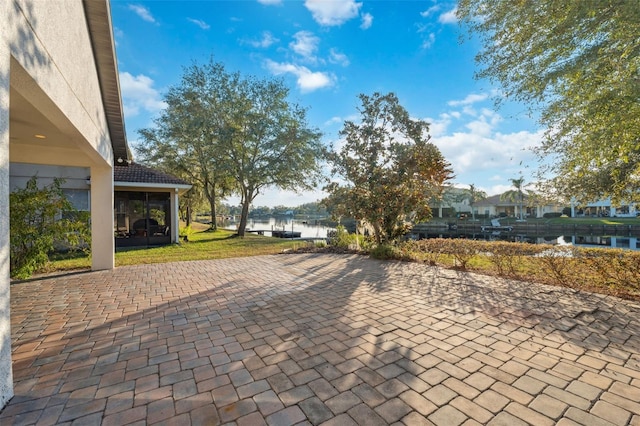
(1, 253), (640, 425)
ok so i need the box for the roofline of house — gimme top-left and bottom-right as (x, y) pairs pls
(83, 0), (130, 163)
(115, 182), (193, 191)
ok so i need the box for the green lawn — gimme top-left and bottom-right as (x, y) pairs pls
(45, 229), (303, 274)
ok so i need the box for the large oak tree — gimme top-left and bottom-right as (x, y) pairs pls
(325, 92), (453, 244)
(137, 59), (323, 236)
(458, 0), (640, 204)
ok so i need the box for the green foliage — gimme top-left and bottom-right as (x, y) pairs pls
(439, 238), (481, 270)
(314, 240), (328, 248)
(500, 177), (529, 220)
(465, 184), (487, 220)
(324, 92), (454, 245)
(10, 177), (90, 279)
(370, 244), (402, 260)
(179, 224), (195, 241)
(458, 0), (640, 205)
(328, 225), (361, 249)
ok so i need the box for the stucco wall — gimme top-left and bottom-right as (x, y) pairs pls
(10, 163), (90, 191)
(0, 0), (118, 409)
(0, 0), (14, 411)
(9, 0), (113, 166)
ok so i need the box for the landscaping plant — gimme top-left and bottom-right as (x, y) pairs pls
(10, 177), (90, 279)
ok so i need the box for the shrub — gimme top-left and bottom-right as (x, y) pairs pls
(486, 241), (544, 277)
(328, 225), (369, 250)
(535, 245), (580, 287)
(10, 177), (90, 279)
(370, 244), (399, 260)
(370, 237), (639, 300)
(543, 212), (563, 218)
(402, 239), (441, 265)
(179, 224), (195, 241)
(581, 248), (640, 295)
(314, 240), (328, 248)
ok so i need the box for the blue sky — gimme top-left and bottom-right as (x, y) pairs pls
(111, 0), (544, 208)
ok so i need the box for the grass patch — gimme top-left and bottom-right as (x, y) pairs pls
(40, 229), (301, 274)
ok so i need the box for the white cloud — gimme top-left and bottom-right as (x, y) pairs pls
(423, 106), (544, 192)
(247, 31), (279, 48)
(257, 0), (282, 4)
(119, 72), (166, 117)
(427, 113), (453, 138)
(438, 6), (458, 24)
(264, 60), (335, 93)
(329, 48), (350, 66)
(421, 5), (441, 17)
(324, 116), (343, 126)
(304, 0), (362, 26)
(421, 33), (436, 49)
(290, 31), (320, 61)
(187, 18), (210, 30)
(128, 4), (156, 23)
(360, 13), (373, 29)
(431, 109), (543, 184)
(447, 93), (489, 106)
(113, 27), (124, 39)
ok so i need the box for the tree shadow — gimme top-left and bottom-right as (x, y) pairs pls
(1, 254), (639, 423)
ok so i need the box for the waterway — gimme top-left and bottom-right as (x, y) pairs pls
(225, 217), (335, 239)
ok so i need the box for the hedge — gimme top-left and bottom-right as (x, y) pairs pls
(395, 238), (640, 300)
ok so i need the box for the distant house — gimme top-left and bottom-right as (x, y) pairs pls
(474, 194), (563, 219)
(429, 187), (473, 218)
(570, 199), (638, 218)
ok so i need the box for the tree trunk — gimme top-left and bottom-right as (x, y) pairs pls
(209, 197), (218, 231)
(186, 205), (191, 227)
(237, 195), (251, 237)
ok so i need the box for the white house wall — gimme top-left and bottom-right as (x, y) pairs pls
(9, 1), (113, 165)
(0, 0), (12, 409)
(1, 0), (118, 409)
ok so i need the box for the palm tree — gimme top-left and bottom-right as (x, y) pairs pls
(500, 177), (527, 220)
(466, 184), (487, 221)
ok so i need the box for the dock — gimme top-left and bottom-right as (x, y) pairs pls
(245, 229), (302, 238)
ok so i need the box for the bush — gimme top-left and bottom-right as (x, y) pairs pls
(328, 225), (369, 250)
(10, 177), (90, 279)
(370, 244), (400, 260)
(389, 238), (640, 299)
(543, 212), (563, 218)
(485, 241), (543, 277)
(179, 224), (195, 241)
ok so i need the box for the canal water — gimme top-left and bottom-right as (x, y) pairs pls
(226, 217), (335, 239)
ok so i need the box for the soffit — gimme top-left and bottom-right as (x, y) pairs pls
(83, 0), (130, 162)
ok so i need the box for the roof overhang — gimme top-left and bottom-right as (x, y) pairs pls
(83, 0), (130, 163)
(115, 182), (193, 194)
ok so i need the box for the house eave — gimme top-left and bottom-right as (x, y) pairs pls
(115, 181), (192, 193)
(83, 0), (130, 163)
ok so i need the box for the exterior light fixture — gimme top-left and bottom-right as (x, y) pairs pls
(34, 134), (46, 139)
